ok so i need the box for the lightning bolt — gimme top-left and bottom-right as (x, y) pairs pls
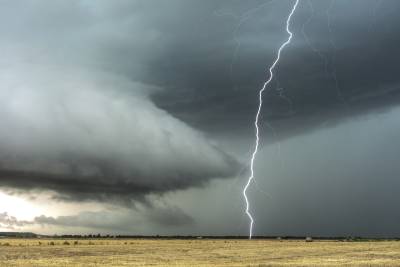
(243, 0), (300, 239)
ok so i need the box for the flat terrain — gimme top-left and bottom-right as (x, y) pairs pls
(1, 238), (400, 266)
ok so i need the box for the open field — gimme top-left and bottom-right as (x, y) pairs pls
(1, 238), (400, 266)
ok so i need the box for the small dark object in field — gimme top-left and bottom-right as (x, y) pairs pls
(63, 241), (70, 245)
(49, 242), (55, 246)
(74, 241), (79, 245)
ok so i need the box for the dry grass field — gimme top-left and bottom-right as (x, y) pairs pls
(1, 238), (400, 266)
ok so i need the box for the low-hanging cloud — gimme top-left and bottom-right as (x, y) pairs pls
(34, 205), (194, 231)
(0, 212), (32, 229)
(0, 66), (239, 202)
(2, 204), (193, 232)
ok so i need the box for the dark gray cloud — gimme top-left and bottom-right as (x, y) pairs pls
(2, 0), (398, 139)
(0, 0), (246, 202)
(148, 0), (400, 137)
(1, 0), (400, 236)
(0, 67), (238, 202)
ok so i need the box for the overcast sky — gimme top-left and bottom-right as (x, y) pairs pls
(1, 0), (400, 237)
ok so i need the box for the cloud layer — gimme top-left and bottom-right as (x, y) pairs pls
(1, 204), (193, 232)
(0, 66), (238, 201)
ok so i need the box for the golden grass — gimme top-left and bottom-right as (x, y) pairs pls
(1, 238), (400, 266)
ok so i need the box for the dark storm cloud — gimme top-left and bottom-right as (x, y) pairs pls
(0, 67), (239, 202)
(0, 1), (240, 202)
(147, 0), (400, 136)
(0, 0), (399, 203)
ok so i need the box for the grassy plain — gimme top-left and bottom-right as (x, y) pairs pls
(1, 238), (400, 266)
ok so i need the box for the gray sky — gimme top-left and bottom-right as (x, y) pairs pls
(0, 0), (400, 237)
